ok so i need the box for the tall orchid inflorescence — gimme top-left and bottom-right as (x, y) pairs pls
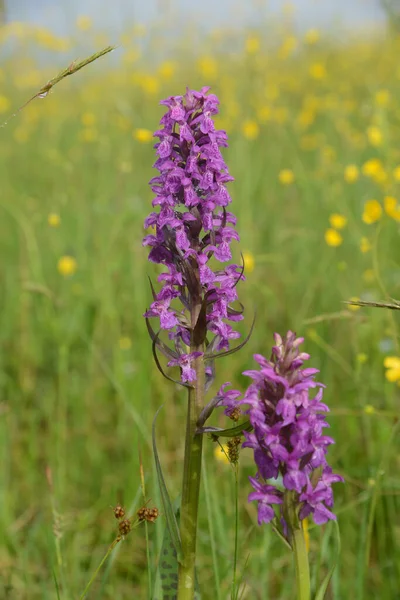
(219, 331), (343, 536)
(143, 87), (244, 386)
(143, 87), (246, 600)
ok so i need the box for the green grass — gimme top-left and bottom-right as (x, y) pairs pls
(0, 21), (400, 599)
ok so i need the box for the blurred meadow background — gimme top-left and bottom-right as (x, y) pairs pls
(1, 0), (400, 598)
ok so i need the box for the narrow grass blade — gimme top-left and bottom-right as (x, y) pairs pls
(314, 520), (341, 600)
(139, 444), (153, 599)
(52, 568), (61, 600)
(1, 46), (116, 128)
(152, 407), (182, 561)
(344, 299), (400, 310)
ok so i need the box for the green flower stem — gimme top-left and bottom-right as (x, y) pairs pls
(292, 525), (311, 600)
(177, 311), (205, 599)
(80, 537), (120, 599)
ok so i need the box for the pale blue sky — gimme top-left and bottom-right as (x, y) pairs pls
(6, 0), (386, 35)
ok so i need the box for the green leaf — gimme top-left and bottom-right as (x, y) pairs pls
(314, 520), (341, 600)
(152, 407), (182, 562)
(152, 499), (180, 600)
(152, 499), (202, 600)
(197, 420), (253, 438)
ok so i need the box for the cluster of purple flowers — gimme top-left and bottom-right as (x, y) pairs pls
(219, 331), (343, 527)
(143, 88), (244, 382)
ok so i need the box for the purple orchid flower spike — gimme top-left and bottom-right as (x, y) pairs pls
(143, 87), (245, 384)
(218, 331), (343, 535)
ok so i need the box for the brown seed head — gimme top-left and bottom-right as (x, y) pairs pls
(118, 519), (131, 536)
(227, 436), (241, 464)
(137, 507), (147, 522)
(146, 507), (159, 523)
(113, 504), (125, 520)
(137, 506), (159, 523)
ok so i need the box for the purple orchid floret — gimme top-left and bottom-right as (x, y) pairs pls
(143, 88), (244, 383)
(216, 382), (242, 418)
(167, 352), (203, 383)
(219, 331), (343, 529)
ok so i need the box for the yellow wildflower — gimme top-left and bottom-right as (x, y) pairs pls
(373, 168), (388, 185)
(242, 120), (259, 140)
(57, 256), (77, 277)
(13, 127), (29, 143)
(344, 164), (359, 183)
(363, 269), (375, 283)
(48, 213), (60, 227)
(384, 356), (400, 382)
(133, 23), (147, 37)
(360, 237), (371, 253)
(324, 229), (342, 247)
(279, 169), (295, 185)
(393, 166), (400, 181)
(34, 28), (69, 51)
(123, 48), (141, 65)
(309, 63), (326, 80)
(362, 200), (382, 224)
(257, 105), (272, 123)
(0, 94), (10, 114)
(243, 251), (255, 274)
(367, 126), (383, 147)
(119, 336), (132, 350)
(384, 196), (400, 221)
(140, 75), (159, 96)
(348, 297), (360, 311)
(362, 158), (383, 177)
(80, 128), (98, 143)
(304, 29), (320, 45)
(81, 112), (96, 127)
(375, 89), (390, 107)
(76, 15), (92, 31)
(329, 214), (347, 229)
(158, 61), (175, 80)
(364, 404), (375, 414)
(214, 444), (230, 464)
(279, 35), (297, 59)
(198, 56), (218, 79)
(356, 353), (368, 364)
(245, 35), (260, 54)
(297, 109), (315, 129)
(134, 128), (153, 143)
(321, 146), (336, 163)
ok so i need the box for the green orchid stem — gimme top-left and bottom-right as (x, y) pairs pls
(292, 526), (311, 600)
(177, 339), (205, 599)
